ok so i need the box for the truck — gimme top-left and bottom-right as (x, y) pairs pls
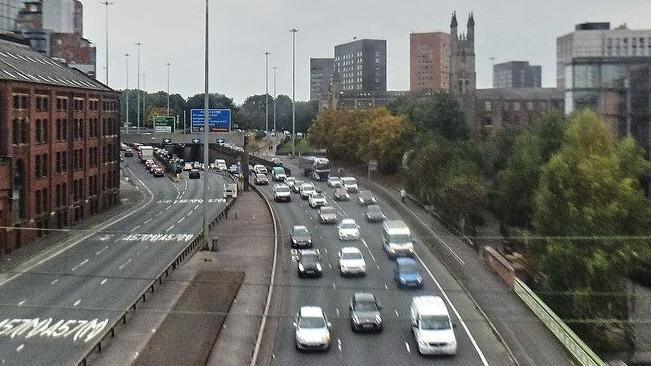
(299, 156), (330, 181)
(139, 145), (154, 162)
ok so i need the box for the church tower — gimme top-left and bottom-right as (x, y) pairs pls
(449, 11), (478, 135)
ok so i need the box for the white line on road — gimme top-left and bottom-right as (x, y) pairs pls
(16, 344), (24, 352)
(394, 310), (399, 318)
(415, 253), (489, 365)
(336, 308), (340, 317)
(118, 258), (132, 270)
(337, 339), (342, 352)
(165, 225), (174, 232)
(95, 246), (109, 256)
(73, 300), (81, 307)
(143, 218), (152, 224)
(177, 217), (185, 224)
(18, 300), (25, 306)
(71, 258), (89, 271)
(332, 282), (336, 289)
(405, 342), (411, 353)
(328, 264), (332, 270)
(100, 278), (108, 285)
(384, 283), (389, 290)
(130, 224), (141, 232)
(50, 279), (58, 285)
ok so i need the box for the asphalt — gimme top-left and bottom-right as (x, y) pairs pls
(255, 158), (514, 366)
(0, 155), (229, 366)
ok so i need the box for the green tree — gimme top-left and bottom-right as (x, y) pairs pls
(438, 175), (486, 234)
(391, 92), (468, 140)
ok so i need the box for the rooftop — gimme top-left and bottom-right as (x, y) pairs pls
(476, 88), (563, 100)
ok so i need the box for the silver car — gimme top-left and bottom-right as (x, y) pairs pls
(294, 306), (331, 351)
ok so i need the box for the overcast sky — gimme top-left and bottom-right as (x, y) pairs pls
(80, 0), (651, 104)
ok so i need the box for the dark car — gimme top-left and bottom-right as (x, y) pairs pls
(297, 250), (322, 278)
(271, 157), (283, 167)
(333, 188), (350, 201)
(290, 225), (312, 249)
(124, 148), (134, 157)
(188, 169), (200, 179)
(365, 204), (386, 223)
(318, 206), (338, 224)
(394, 258), (423, 289)
(357, 190), (377, 206)
(254, 173), (269, 185)
(153, 167), (165, 177)
(349, 293), (383, 332)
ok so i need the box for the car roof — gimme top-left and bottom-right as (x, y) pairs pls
(412, 296), (447, 316)
(341, 247), (361, 254)
(367, 204), (381, 210)
(301, 183), (314, 188)
(329, 176), (339, 179)
(341, 218), (356, 224)
(320, 206), (335, 211)
(293, 225), (307, 230)
(299, 249), (318, 255)
(190, 169), (198, 172)
(396, 257), (417, 266)
(353, 293), (376, 303)
(300, 306), (324, 318)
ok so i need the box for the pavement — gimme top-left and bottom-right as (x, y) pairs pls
(0, 156), (229, 366)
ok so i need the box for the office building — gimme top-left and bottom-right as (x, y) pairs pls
(334, 39), (386, 92)
(477, 88), (564, 130)
(310, 58), (334, 102)
(493, 61), (542, 88)
(0, 35), (121, 256)
(0, 0), (22, 33)
(410, 32), (450, 93)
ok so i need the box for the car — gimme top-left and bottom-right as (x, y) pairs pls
(327, 176), (342, 188)
(350, 293), (383, 332)
(253, 164), (268, 175)
(188, 169), (200, 179)
(357, 190), (376, 206)
(341, 177), (359, 193)
(216, 137), (226, 145)
(148, 164), (159, 174)
(229, 164), (239, 174)
(394, 258), (424, 289)
(308, 192), (327, 208)
(183, 163), (193, 171)
(382, 220), (416, 258)
(285, 176), (296, 189)
(271, 157), (283, 167)
(120, 143), (127, 151)
(337, 219), (360, 241)
(333, 188), (350, 201)
(271, 166), (286, 181)
(299, 183), (316, 199)
(318, 206), (338, 224)
(291, 180), (305, 193)
(153, 167), (165, 177)
(365, 204), (386, 222)
(214, 159), (227, 171)
(290, 225), (312, 249)
(338, 247), (366, 277)
(192, 161), (202, 170)
(124, 148), (134, 157)
(273, 184), (291, 202)
(254, 173), (269, 185)
(294, 306), (331, 352)
(411, 296), (457, 355)
(297, 249), (322, 278)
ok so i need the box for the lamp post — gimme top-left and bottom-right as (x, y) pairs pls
(125, 53), (129, 133)
(265, 51), (270, 136)
(290, 28), (298, 157)
(135, 42), (142, 134)
(166, 62), (171, 116)
(142, 73), (146, 129)
(202, 0), (212, 250)
(273, 66), (277, 133)
(100, 1), (113, 85)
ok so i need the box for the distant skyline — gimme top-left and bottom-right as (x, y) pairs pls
(80, 0), (651, 103)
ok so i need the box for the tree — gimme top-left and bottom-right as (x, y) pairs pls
(391, 92), (468, 141)
(531, 110), (651, 351)
(438, 175), (486, 234)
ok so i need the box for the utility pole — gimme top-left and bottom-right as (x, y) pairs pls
(166, 62), (171, 116)
(265, 51), (270, 136)
(273, 66), (277, 133)
(101, 1), (113, 85)
(290, 28), (298, 157)
(125, 53), (129, 133)
(142, 73), (147, 129)
(202, 0), (212, 250)
(135, 42), (142, 134)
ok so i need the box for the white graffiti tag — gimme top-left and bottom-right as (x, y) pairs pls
(119, 233), (194, 242)
(0, 318), (109, 343)
(156, 198), (225, 204)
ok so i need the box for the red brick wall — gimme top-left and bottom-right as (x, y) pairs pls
(410, 32), (450, 93)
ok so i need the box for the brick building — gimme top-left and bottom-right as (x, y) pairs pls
(410, 32), (450, 93)
(0, 35), (120, 255)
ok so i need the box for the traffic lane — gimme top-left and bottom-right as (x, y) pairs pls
(261, 184), (475, 366)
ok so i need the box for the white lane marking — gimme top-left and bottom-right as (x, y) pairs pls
(336, 308), (340, 317)
(143, 218), (152, 224)
(323, 248), (327, 254)
(71, 258), (89, 271)
(405, 342), (411, 353)
(118, 258), (132, 270)
(177, 217), (185, 224)
(366, 249), (377, 262)
(394, 309), (399, 318)
(384, 283), (388, 290)
(415, 253), (489, 365)
(100, 278), (108, 285)
(18, 300), (26, 306)
(328, 264), (332, 270)
(186, 212), (192, 217)
(50, 279), (58, 285)
(130, 224), (141, 232)
(376, 264), (381, 269)
(401, 204), (465, 265)
(337, 339), (342, 352)
(95, 246), (109, 256)
(332, 282), (336, 289)
(165, 225), (174, 232)
(73, 300), (81, 307)
(16, 344), (24, 352)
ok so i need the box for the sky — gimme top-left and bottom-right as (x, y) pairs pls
(80, 0), (651, 104)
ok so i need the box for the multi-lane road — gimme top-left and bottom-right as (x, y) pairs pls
(257, 160), (514, 366)
(0, 156), (228, 366)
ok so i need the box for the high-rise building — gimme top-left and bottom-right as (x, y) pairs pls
(0, 0), (22, 33)
(493, 61), (542, 88)
(410, 32), (450, 93)
(310, 58), (334, 102)
(333, 39), (386, 93)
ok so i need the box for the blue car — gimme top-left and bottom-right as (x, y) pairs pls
(394, 258), (423, 289)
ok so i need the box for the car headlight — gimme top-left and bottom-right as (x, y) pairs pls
(316, 263), (322, 271)
(352, 315), (360, 324)
(298, 263), (304, 271)
(375, 314), (382, 323)
(292, 238), (297, 243)
(399, 277), (407, 283)
(416, 274), (423, 283)
(417, 336), (429, 347)
(307, 239), (312, 244)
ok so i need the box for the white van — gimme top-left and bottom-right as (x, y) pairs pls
(382, 220), (415, 258)
(410, 296), (457, 356)
(340, 177), (358, 193)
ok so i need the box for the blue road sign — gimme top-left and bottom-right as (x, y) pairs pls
(191, 109), (232, 132)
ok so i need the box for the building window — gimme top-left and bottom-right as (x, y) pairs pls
(513, 102), (521, 111)
(12, 118), (19, 144)
(484, 101), (492, 111)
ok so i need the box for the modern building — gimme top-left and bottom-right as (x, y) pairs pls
(333, 39), (386, 93)
(310, 58), (334, 102)
(0, 0), (22, 33)
(493, 61), (542, 88)
(16, 0), (96, 78)
(0, 35), (121, 256)
(410, 32), (450, 93)
(477, 88), (564, 130)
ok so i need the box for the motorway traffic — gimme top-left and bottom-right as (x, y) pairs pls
(255, 159), (514, 365)
(0, 153), (228, 366)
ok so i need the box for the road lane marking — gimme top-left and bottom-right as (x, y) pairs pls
(165, 225), (174, 232)
(118, 258), (132, 270)
(332, 282), (336, 289)
(384, 283), (388, 290)
(100, 279), (107, 285)
(16, 344), (24, 352)
(336, 308), (340, 317)
(130, 224), (141, 232)
(71, 258), (89, 271)
(376, 264), (380, 269)
(337, 339), (342, 352)
(177, 217), (185, 224)
(415, 253), (489, 365)
(394, 310), (399, 318)
(143, 218), (152, 224)
(50, 279), (58, 285)
(18, 300), (25, 306)
(95, 246), (109, 256)
(73, 300), (81, 307)
(405, 342), (411, 353)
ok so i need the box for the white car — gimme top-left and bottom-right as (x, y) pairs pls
(285, 176), (296, 189)
(308, 192), (327, 208)
(299, 183), (316, 199)
(183, 163), (193, 171)
(253, 164), (268, 175)
(338, 247), (367, 276)
(327, 176), (342, 188)
(294, 306), (331, 351)
(273, 184), (292, 202)
(341, 177), (359, 193)
(338, 219), (360, 241)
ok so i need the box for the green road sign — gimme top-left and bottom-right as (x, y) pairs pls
(154, 116), (176, 133)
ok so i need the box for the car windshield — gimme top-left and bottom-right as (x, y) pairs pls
(389, 233), (412, 244)
(298, 316), (325, 329)
(312, 193), (324, 199)
(301, 253), (319, 263)
(355, 300), (378, 312)
(256, 174), (265, 179)
(420, 316), (451, 330)
(294, 228), (309, 237)
(342, 251), (362, 260)
(321, 207), (336, 215)
(400, 263), (419, 273)
(367, 205), (381, 213)
(276, 186), (290, 193)
(340, 222), (356, 229)
(341, 178), (356, 185)
(329, 176), (339, 181)
(302, 185), (314, 191)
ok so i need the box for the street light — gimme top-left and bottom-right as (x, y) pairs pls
(142, 73), (146, 128)
(265, 51), (270, 136)
(100, 1), (113, 85)
(166, 62), (171, 116)
(273, 66), (277, 133)
(290, 28), (298, 157)
(125, 53), (129, 133)
(202, 0), (211, 250)
(135, 42), (142, 134)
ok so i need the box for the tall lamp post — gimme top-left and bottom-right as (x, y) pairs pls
(290, 28), (298, 157)
(202, 0), (211, 250)
(135, 42), (142, 134)
(265, 51), (270, 136)
(100, 1), (113, 85)
(273, 66), (277, 133)
(166, 62), (171, 116)
(125, 53), (129, 133)
(142, 73), (147, 129)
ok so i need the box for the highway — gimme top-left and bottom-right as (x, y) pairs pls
(0, 155), (229, 366)
(257, 159), (514, 366)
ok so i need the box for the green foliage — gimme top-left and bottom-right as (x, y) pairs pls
(391, 92), (468, 141)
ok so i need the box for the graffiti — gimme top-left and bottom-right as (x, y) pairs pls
(0, 318), (108, 343)
(156, 198), (225, 204)
(119, 233), (194, 242)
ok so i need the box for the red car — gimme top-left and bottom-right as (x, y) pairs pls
(153, 167), (164, 177)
